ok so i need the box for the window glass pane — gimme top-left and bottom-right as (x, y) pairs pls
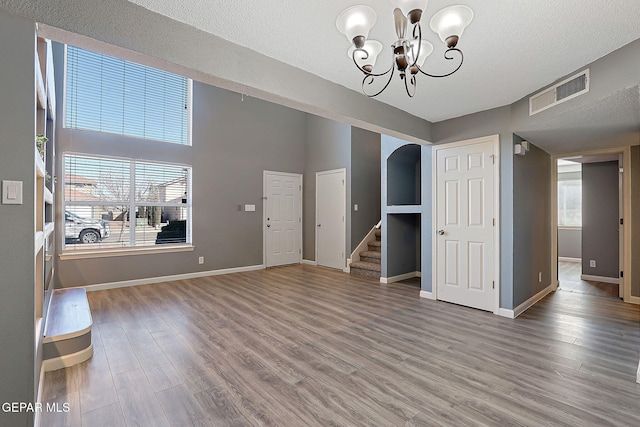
(135, 206), (188, 246)
(558, 180), (582, 226)
(65, 46), (190, 145)
(65, 155), (130, 203)
(135, 163), (188, 204)
(64, 206), (128, 250)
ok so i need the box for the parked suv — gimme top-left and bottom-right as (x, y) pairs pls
(65, 211), (110, 244)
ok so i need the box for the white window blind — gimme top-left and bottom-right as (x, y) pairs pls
(64, 154), (191, 250)
(65, 46), (190, 145)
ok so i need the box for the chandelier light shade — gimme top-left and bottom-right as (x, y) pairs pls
(348, 40), (384, 72)
(336, 2), (474, 97)
(336, 5), (377, 47)
(391, 0), (429, 23)
(430, 5), (474, 47)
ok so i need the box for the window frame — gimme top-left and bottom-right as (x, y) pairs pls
(61, 153), (193, 257)
(62, 44), (193, 146)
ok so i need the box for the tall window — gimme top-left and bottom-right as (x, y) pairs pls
(558, 179), (582, 226)
(63, 154), (191, 251)
(65, 46), (191, 145)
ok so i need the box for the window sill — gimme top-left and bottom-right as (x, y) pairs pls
(59, 245), (194, 260)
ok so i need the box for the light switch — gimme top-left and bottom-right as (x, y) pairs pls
(2, 180), (23, 205)
(244, 204), (256, 212)
(354, 204), (359, 211)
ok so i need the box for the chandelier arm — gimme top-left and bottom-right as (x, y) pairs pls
(404, 73), (417, 98)
(352, 48), (393, 77)
(417, 48), (464, 78)
(361, 66), (396, 97)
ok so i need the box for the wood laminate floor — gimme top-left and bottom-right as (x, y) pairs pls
(42, 265), (640, 426)
(558, 261), (620, 299)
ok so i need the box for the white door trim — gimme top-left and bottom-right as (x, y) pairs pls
(315, 168), (347, 271)
(262, 170), (303, 268)
(432, 135), (501, 315)
(551, 146), (634, 304)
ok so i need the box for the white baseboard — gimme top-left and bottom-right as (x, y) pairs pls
(628, 295), (640, 305)
(558, 257), (581, 263)
(83, 265), (265, 292)
(498, 283), (555, 319)
(637, 359), (640, 384)
(581, 274), (619, 284)
(419, 290), (435, 300)
(43, 344), (94, 372)
(301, 259), (317, 266)
(380, 271), (420, 284)
(343, 266), (350, 273)
(416, 271), (422, 278)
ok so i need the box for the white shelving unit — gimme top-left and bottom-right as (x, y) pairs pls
(34, 37), (56, 400)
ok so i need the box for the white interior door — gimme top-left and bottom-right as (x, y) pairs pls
(435, 139), (496, 312)
(316, 169), (346, 270)
(264, 171), (302, 267)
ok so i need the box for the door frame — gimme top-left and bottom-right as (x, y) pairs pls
(315, 168), (347, 271)
(551, 146), (635, 304)
(431, 135), (501, 315)
(262, 170), (303, 268)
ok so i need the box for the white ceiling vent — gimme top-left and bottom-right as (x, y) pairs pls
(529, 69), (589, 116)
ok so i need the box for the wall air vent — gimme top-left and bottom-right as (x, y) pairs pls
(529, 69), (589, 116)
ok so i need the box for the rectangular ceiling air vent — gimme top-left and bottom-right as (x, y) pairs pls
(529, 69), (589, 116)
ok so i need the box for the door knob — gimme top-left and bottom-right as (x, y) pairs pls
(437, 229), (445, 235)
(267, 224), (271, 228)
(317, 224), (321, 227)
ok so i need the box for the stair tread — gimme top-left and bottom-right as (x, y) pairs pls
(375, 229), (382, 237)
(350, 261), (382, 272)
(368, 240), (382, 247)
(44, 288), (92, 341)
(359, 251), (381, 259)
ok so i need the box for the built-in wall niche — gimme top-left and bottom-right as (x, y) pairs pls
(387, 144), (421, 205)
(386, 213), (421, 278)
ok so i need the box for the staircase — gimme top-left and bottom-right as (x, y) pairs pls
(350, 229), (382, 279)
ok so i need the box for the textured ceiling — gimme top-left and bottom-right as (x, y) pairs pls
(127, 0), (640, 123)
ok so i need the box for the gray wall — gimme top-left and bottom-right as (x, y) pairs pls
(632, 145), (640, 297)
(581, 161), (620, 279)
(512, 138), (552, 307)
(54, 43), (309, 286)
(350, 127), (381, 252)
(0, 12), (37, 427)
(432, 106), (515, 309)
(303, 115), (351, 261)
(558, 228), (582, 259)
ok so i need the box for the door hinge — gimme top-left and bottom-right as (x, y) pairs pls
(299, 217), (301, 223)
(493, 218), (495, 226)
(492, 281), (495, 289)
(620, 270), (623, 278)
(342, 179), (345, 185)
(620, 218), (623, 225)
(299, 248), (301, 254)
(490, 154), (496, 164)
(342, 216), (345, 222)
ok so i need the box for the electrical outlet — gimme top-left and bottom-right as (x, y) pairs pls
(198, 256), (204, 265)
(589, 260), (596, 268)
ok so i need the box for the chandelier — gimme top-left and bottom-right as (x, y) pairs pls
(336, 1), (473, 97)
